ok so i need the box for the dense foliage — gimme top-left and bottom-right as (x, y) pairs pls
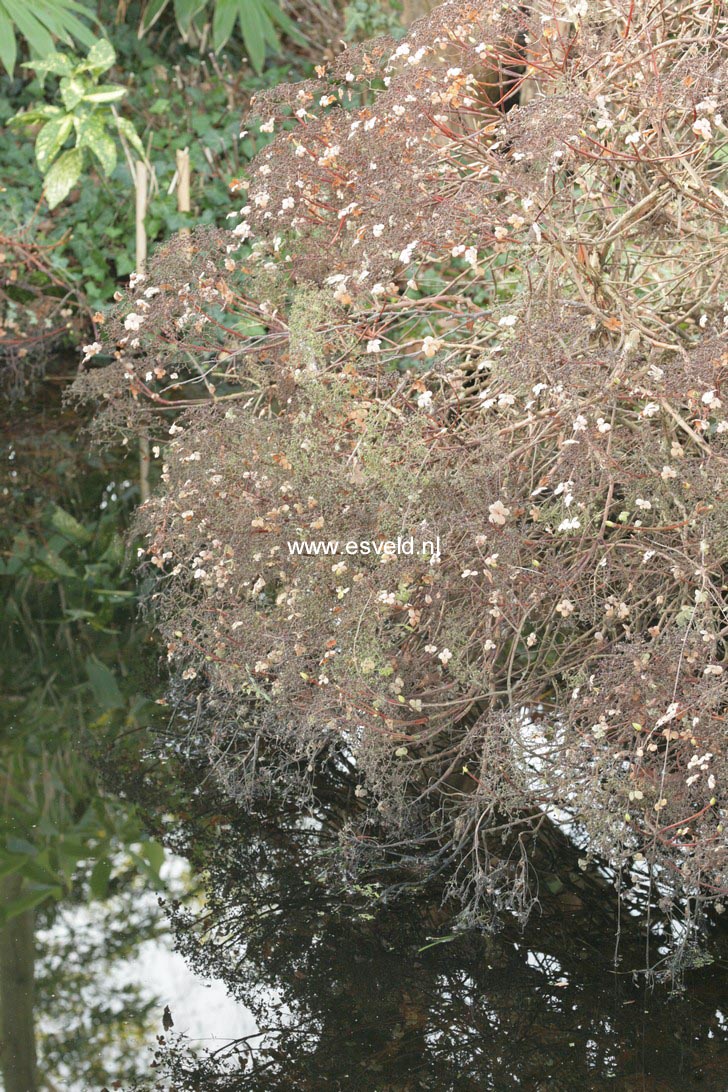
(78, 0), (728, 964)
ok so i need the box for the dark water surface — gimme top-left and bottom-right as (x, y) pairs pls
(157, 866), (728, 1091)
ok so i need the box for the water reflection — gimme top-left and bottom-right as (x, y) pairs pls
(137, 787), (727, 1092)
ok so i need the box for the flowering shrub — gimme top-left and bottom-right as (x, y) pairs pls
(76, 0), (728, 955)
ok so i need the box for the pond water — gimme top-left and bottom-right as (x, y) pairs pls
(129, 880), (728, 1090)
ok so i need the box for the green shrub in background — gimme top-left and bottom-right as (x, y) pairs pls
(139, 0), (308, 72)
(0, 0), (306, 75)
(0, 6), (312, 313)
(8, 39), (144, 209)
(0, 0), (96, 75)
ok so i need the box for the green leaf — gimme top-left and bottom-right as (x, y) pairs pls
(35, 0), (97, 49)
(89, 856), (112, 898)
(140, 840), (164, 876)
(35, 115), (74, 173)
(85, 655), (124, 710)
(4, 1), (54, 59)
(44, 146), (83, 208)
(173, 0), (205, 35)
(59, 74), (87, 110)
(0, 8), (17, 74)
(82, 84), (126, 103)
(115, 115), (144, 158)
(212, 0), (238, 53)
(21, 49), (75, 77)
(140, 0), (170, 35)
(5, 836), (37, 856)
(259, 0), (306, 44)
(242, 3), (270, 72)
(0, 885), (62, 926)
(8, 104), (63, 127)
(14, 0), (97, 52)
(83, 37), (115, 74)
(50, 505), (92, 544)
(0, 857), (25, 881)
(90, 131), (117, 176)
(77, 114), (117, 176)
(32, 546), (77, 579)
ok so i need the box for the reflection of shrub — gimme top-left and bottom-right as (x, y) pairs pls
(78, 1), (728, 958)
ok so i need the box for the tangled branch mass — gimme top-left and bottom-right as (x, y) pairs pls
(77, 0), (728, 958)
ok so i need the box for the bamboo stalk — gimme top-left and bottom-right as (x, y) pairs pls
(135, 160), (151, 504)
(176, 147), (191, 225)
(135, 161), (148, 276)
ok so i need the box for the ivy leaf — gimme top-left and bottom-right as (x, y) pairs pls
(77, 114), (117, 176)
(35, 115), (74, 173)
(44, 146), (83, 209)
(82, 37), (115, 75)
(115, 115), (144, 158)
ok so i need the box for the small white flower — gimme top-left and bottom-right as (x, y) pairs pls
(438, 647), (453, 665)
(424, 644), (437, 654)
(124, 312), (144, 331)
(422, 335), (442, 358)
(417, 390), (433, 409)
(398, 241), (418, 264)
(259, 117), (275, 133)
(596, 417), (612, 433)
(372, 223), (384, 237)
(367, 338), (382, 353)
(488, 500), (511, 526)
(702, 389), (722, 409)
(498, 314), (518, 327)
(555, 598), (575, 618)
(82, 341), (102, 361)
(692, 117), (712, 140)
